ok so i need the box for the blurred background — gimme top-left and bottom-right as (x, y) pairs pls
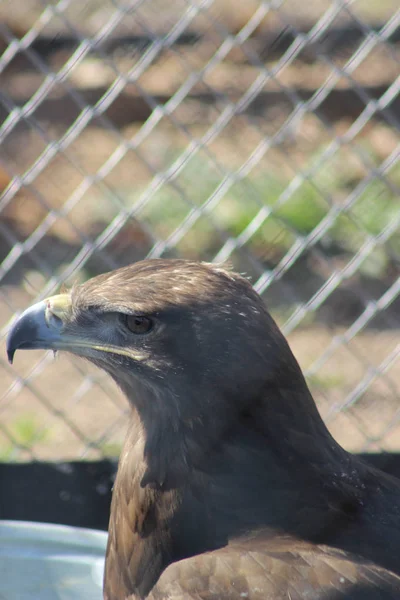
(0, 0), (399, 466)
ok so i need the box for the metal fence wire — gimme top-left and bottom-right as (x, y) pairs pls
(0, 0), (399, 462)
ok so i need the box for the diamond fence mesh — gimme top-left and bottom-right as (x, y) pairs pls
(0, 0), (399, 462)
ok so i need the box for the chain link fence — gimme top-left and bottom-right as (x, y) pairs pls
(0, 0), (399, 463)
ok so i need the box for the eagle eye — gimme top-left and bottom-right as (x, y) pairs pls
(122, 314), (153, 335)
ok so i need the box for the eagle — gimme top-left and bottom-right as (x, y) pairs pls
(6, 259), (400, 599)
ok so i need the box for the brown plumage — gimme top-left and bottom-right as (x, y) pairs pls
(6, 259), (400, 599)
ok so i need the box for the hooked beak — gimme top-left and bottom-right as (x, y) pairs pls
(6, 294), (72, 364)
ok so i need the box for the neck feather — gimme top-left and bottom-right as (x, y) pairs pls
(104, 377), (364, 599)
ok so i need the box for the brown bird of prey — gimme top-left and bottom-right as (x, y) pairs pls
(6, 259), (400, 599)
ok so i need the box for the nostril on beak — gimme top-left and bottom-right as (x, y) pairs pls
(44, 294), (71, 327)
(45, 304), (64, 330)
(51, 313), (63, 327)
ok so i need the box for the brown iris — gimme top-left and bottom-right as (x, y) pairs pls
(123, 315), (153, 334)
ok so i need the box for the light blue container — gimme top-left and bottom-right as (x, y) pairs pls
(0, 520), (107, 599)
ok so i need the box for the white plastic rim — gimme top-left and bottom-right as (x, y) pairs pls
(0, 520), (108, 600)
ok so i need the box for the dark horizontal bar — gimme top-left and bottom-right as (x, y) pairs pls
(1, 85), (397, 128)
(1, 453), (399, 530)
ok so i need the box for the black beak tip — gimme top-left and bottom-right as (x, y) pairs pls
(7, 349), (15, 365)
(6, 321), (21, 365)
(6, 330), (16, 364)
(6, 300), (51, 366)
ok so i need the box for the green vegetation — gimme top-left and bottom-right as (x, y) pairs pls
(133, 149), (400, 277)
(80, 140), (399, 284)
(0, 414), (49, 461)
(307, 373), (346, 392)
(99, 441), (123, 457)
